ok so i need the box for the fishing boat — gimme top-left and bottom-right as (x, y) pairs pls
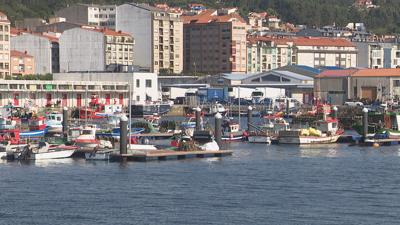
(204, 103), (227, 117)
(10, 142), (78, 160)
(79, 108), (106, 119)
(247, 116), (289, 144)
(69, 124), (100, 148)
(278, 117), (343, 144)
(101, 113), (125, 129)
(221, 122), (246, 142)
(0, 115), (21, 130)
(44, 112), (63, 132)
(179, 113), (203, 137)
(351, 111), (400, 136)
(144, 116), (160, 131)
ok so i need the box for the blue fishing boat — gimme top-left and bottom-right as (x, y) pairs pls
(20, 126), (52, 138)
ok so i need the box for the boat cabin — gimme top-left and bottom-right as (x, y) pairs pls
(106, 113), (124, 126)
(28, 117), (47, 131)
(45, 113), (63, 125)
(0, 116), (21, 130)
(223, 122), (240, 132)
(314, 118), (339, 134)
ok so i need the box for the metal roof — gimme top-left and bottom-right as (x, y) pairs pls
(282, 65), (321, 75)
(272, 70), (313, 81)
(320, 66), (344, 70)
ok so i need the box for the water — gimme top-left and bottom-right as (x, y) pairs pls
(1, 140), (400, 224)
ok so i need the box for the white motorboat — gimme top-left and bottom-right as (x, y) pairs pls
(11, 142), (79, 160)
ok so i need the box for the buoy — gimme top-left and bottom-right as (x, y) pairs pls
(230, 134), (233, 139)
(373, 142), (379, 147)
(244, 131), (248, 137)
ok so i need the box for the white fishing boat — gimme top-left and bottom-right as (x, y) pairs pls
(278, 117), (343, 144)
(69, 124), (100, 148)
(204, 103), (227, 116)
(44, 112), (63, 132)
(247, 116), (289, 144)
(11, 142), (78, 160)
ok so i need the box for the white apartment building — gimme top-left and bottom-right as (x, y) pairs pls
(54, 3), (117, 30)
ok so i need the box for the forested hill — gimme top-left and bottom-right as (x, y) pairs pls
(2, 0), (400, 34)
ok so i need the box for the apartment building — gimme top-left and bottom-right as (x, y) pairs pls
(182, 8), (247, 74)
(247, 36), (358, 71)
(353, 41), (400, 69)
(10, 50), (34, 76)
(0, 12), (10, 79)
(58, 27), (134, 72)
(247, 36), (294, 74)
(11, 33), (59, 74)
(293, 37), (357, 68)
(116, 3), (183, 74)
(54, 3), (117, 30)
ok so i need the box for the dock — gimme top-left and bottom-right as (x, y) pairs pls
(73, 148), (233, 162)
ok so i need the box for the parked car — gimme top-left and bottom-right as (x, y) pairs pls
(360, 98), (373, 105)
(344, 100), (363, 107)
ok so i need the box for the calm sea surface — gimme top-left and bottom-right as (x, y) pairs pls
(2, 117), (400, 224)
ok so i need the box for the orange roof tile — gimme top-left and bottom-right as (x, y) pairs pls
(31, 33), (58, 43)
(351, 68), (400, 77)
(81, 27), (132, 37)
(10, 50), (33, 58)
(182, 10), (246, 24)
(292, 37), (356, 47)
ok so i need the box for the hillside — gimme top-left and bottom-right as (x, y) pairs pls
(2, 0), (400, 34)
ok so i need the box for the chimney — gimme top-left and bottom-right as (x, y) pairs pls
(104, 27), (107, 31)
(118, 30), (122, 34)
(25, 51), (27, 54)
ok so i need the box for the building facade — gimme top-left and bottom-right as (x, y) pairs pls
(116, 3), (183, 74)
(182, 9), (247, 74)
(353, 41), (400, 69)
(247, 36), (294, 73)
(54, 72), (159, 105)
(11, 33), (58, 74)
(58, 27), (134, 72)
(292, 37), (358, 68)
(54, 3), (117, 30)
(0, 80), (128, 108)
(10, 50), (34, 76)
(0, 12), (10, 79)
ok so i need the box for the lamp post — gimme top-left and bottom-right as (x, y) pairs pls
(193, 62), (196, 76)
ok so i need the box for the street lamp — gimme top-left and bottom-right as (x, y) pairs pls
(193, 62), (196, 76)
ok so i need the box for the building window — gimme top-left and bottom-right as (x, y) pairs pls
(145, 79), (152, 87)
(136, 79), (140, 88)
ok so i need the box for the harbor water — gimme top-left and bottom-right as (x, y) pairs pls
(2, 139), (400, 224)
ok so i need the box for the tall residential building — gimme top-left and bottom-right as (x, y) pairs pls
(116, 3), (183, 74)
(58, 27), (134, 72)
(10, 50), (34, 76)
(54, 3), (117, 30)
(182, 9), (247, 74)
(247, 36), (294, 73)
(0, 12), (10, 79)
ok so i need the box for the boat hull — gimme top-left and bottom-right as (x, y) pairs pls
(85, 151), (112, 160)
(248, 135), (271, 144)
(72, 140), (100, 148)
(278, 134), (340, 144)
(20, 126), (51, 138)
(15, 149), (76, 160)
